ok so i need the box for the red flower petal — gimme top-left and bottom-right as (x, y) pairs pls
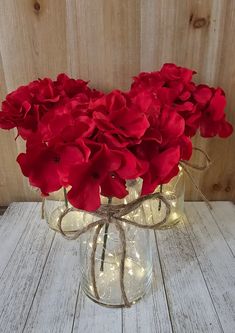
(193, 85), (212, 105)
(141, 146), (181, 195)
(67, 162), (101, 211)
(218, 121), (233, 138)
(101, 173), (128, 199)
(17, 148), (62, 195)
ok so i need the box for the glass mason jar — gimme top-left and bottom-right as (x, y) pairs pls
(43, 188), (86, 233)
(156, 166), (185, 229)
(79, 213), (152, 307)
(43, 180), (153, 307)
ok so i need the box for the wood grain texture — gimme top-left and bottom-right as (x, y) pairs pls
(209, 201), (235, 256)
(66, 0), (140, 91)
(0, 203), (55, 333)
(23, 234), (80, 333)
(72, 291), (122, 333)
(0, 0), (234, 205)
(185, 202), (235, 333)
(0, 202), (235, 332)
(152, 207), (223, 332)
(0, 203), (37, 276)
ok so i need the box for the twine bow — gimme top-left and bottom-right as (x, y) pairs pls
(57, 192), (171, 307)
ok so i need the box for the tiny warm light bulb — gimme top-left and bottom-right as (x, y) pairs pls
(171, 212), (179, 220)
(135, 251), (140, 259)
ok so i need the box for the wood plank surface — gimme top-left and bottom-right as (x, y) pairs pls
(66, 0), (140, 92)
(23, 234), (81, 333)
(0, 0), (235, 205)
(209, 201), (235, 256)
(0, 202), (235, 332)
(72, 291), (122, 333)
(185, 202), (235, 333)
(0, 203), (39, 276)
(0, 203), (55, 333)
(152, 211), (223, 332)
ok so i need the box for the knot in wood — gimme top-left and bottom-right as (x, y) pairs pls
(212, 183), (222, 191)
(34, 1), (41, 12)
(225, 185), (231, 193)
(193, 17), (208, 29)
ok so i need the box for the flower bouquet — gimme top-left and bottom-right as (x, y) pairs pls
(0, 63), (233, 307)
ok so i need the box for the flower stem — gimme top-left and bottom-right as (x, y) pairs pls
(158, 184), (163, 211)
(63, 187), (68, 208)
(100, 197), (112, 272)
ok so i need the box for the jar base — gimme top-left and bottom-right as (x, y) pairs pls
(80, 264), (152, 308)
(82, 287), (149, 308)
(158, 216), (182, 230)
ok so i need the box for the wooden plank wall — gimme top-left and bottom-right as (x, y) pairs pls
(0, 0), (234, 205)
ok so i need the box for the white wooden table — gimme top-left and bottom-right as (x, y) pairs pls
(0, 202), (234, 333)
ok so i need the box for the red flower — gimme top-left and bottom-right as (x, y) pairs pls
(0, 78), (60, 139)
(67, 143), (147, 211)
(91, 90), (149, 147)
(67, 145), (118, 210)
(130, 63), (195, 105)
(198, 88), (233, 138)
(0, 65), (233, 211)
(17, 140), (90, 195)
(157, 106), (185, 146)
(36, 101), (95, 144)
(29, 78), (60, 104)
(55, 73), (103, 100)
(55, 73), (90, 99)
(100, 147), (146, 199)
(0, 74), (101, 141)
(131, 105), (188, 195)
(175, 103), (201, 137)
(130, 66), (233, 140)
(131, 71), (164, 93)
(160, 63), (195, 84)
(175, 84), (233, 138)
(141, 145), (181, 195)
(179, 135), (193, 161)
(193, 85), (212, 104)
